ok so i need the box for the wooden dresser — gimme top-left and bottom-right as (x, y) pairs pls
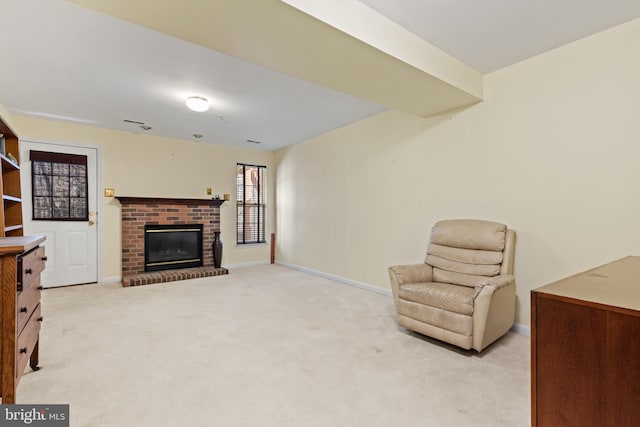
(531, 256), (640, 427)
(0, 235), (46, 404)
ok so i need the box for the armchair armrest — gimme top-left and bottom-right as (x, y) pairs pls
(478, 274), (515, 290)
(472, 274), (516, 351)
(388, 263), (433, 311)
(388, 263), (433, 285)
(473, 274), (515, 300)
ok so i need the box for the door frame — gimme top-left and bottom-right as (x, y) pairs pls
(19, 137), (103, 285)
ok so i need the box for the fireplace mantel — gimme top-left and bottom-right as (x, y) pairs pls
(116, 196), (225, 207)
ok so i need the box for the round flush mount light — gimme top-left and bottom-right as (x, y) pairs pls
(186, 96), (210, 112)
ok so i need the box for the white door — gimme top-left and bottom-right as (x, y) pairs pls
(20, 141), (99, 287)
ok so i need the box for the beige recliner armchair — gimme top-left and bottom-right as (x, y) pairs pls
(388, 219), (516, 352)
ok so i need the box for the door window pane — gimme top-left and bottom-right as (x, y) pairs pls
(30, 151), (88, 220)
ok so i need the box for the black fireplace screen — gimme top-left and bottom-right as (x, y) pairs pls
(144, 224), (203, 271)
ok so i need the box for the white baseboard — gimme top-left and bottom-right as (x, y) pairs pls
(276, 261), (392, 296)
(510, 323), (530, 336)
(225, 260), (270, 269)
(101, 276), (122, 284)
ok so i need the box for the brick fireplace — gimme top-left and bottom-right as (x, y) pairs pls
(117, 197), (228, 287)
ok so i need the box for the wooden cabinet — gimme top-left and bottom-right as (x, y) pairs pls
(0, 114), (23, 237)
(531, 256), (640, 427)
(0, 236), (46, 404)
(0, 114), (46, 403)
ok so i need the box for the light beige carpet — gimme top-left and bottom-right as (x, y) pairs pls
(17, 264), (529, 426)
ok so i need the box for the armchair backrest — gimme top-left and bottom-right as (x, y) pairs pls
(425, 219), (515, 287)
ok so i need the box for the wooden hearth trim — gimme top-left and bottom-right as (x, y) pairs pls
(116, 196), (225, 207)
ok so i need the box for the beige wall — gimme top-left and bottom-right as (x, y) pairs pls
(10, 116), (276, 280)
(275, 17), (640, 327)
(0, 102), (14, 126)
(4, 17), (640, 326)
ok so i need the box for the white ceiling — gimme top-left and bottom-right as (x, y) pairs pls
(1, 0), (640, 151)
(361, 0), (640, 73)
(0, 0), (387, 151)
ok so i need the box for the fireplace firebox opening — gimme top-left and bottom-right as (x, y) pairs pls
(144, 224), (203, 272)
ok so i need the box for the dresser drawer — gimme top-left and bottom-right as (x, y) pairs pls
(17, 246), (46, 292)
(16, 304), (42, 379)
(17, 276), (42, 335)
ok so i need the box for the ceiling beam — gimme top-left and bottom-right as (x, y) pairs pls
(73, 0), (483, 117)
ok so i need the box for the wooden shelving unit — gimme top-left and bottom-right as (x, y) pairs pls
(0, 114), (46, 404)
(0, 115), (23, 237)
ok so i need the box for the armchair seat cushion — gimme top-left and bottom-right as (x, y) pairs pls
(398, 282), (475, 315)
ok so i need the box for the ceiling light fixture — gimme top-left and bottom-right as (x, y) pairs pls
(186, 96), (210, 112)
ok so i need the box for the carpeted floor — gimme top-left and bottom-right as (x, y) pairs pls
(17, 264), (530, 426)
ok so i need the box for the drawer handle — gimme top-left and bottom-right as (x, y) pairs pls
(42, 256), (48, 261)
(19, 348), (27, 354)
(37, 286), (43, 291)
(37, 316), (44, 322)
(25, 268), (33, 275)
(19, 307), (28, 313)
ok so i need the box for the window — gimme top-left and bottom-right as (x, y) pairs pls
(30, 150), (88, 220)
(236, 163), (266, 244)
